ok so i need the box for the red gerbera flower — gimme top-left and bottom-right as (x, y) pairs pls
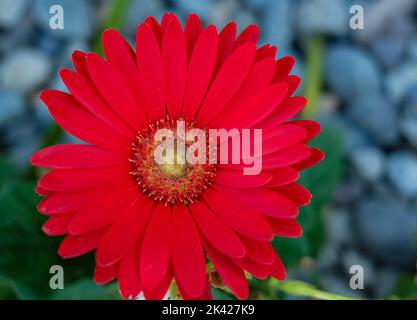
(31, 13), (323, 300)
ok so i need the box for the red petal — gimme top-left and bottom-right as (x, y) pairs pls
(290, 120), (321, 144)
(267, 217), (302, 238)
(211, 57), (276, 126)
(256, 44), (277, 62)
(71, 50), (89, 78)
(274, 183), (312, 206)
(145, 16), (163, 46)
(233, 25), (259, 49)
(266, 167), (300, 187)
(269, 253), (286, 281)
(217, 83), (288, 129)
(292, 148), (324, 171)
(240, 236), (276, 265)
(162, 19), (187, 119)
(42, 214), (72, 235)
(259, 96), (307, 127)
(94, 263), (119, 285)
(31, 144), (128, 169)
(205, 243), (248, 300)
(216, 186), (298, 218)
(190, 201), (245, 258)
(143, 266), (173, 300)
(96, 196), (153, 267)
(272, 56), (295, 82)
(37, 177), (133, 215)
(262, 144), (311, 170)
(283, 75), (301, 97)
(184, 13), (202, 57)
(60, 70), (135, 139)
(136, 23), (166, 120)
(196, 42), (256, 125)
(140, 205), (172, 290)
(40, 90), (131, 152)
(215, 170), (272, 188)
(182, 26), (218, 119)
(172, 205), (206, 298)
(58, 228), (105, 258)
(86, 53), (146, 129)
(118, 246), (142, 299)
(262, 124), (307, 155)
(69, 186), (139, 235)
(202, 188), (273, 241)
(214, 22), (237, 74)
(235, 256), (270, 279)
(38, 166), (128, 192)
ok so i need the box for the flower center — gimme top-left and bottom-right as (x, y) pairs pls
(130, 118), (216, 205)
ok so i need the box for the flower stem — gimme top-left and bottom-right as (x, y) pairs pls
(302, 34), (325, 118)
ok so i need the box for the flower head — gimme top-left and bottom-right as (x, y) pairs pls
(31, 13), (323, 300)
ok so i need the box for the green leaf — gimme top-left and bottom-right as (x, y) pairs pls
(273, 280), (358, 300)
(52, 279), (121, 300)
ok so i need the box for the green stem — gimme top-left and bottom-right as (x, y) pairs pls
(302, 35), (325, 118)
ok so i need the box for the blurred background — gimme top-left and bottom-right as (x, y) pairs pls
(1, 0), (417, 300)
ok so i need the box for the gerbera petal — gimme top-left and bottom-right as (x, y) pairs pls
(96, 196), (153, 267)
(269, 253), (286, 281)
(260, 125), (307, 156)
(71, 50), (89, 78)
(86, 52), (146, 129)
(202, 188), (274, 241)
(60, 69), (135, 139)
(255, 44), (277, 62)
(94, 263), (119, 285)
(205, 243), (248, 300)
(292, 148), (324, 171)
(259, 96), (307, 127)
(40, 90), (131, 152)
(215, 185), (298, 218)
(136, 22), (166, 120)
(190, 201), (245, 258)
(274, 183), (312, 206)
(42, 214), (72, 236)
(58, 228), (105, 259)
(290, 120), (321, 143)
(37, 177), (133, 215)
(266, 167), (300, 187)
(214, 170), (272, 188)
(196, 42), (256, 125)
(140, 204), (172, 290)
(162, 18), (187, 119)
(172, 205), (206, 298)
(272, 56), (295, 82)
(266, 217), (302, 238)
(69, 186), (139, 235)
(31, 144), (128, 169)
(145, 16), (163, 46)
(184, 13), (202, 57)
(210, 57), (276, 126)
(233, 24), (259, 49)
(182, 26), (218, 119)
(177, 275), (212, 300)
(118, 246), (142, 299)
(262, 143), (311, 169)
(38, 166), (129, 192)
(143, 266), (173, 300)
(216, 83), (288, 129)
(214, 22), (237, 74)
(239, 236), (276, 265)
(235, 256), (270, 279)
(283, 75), (301, 97)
